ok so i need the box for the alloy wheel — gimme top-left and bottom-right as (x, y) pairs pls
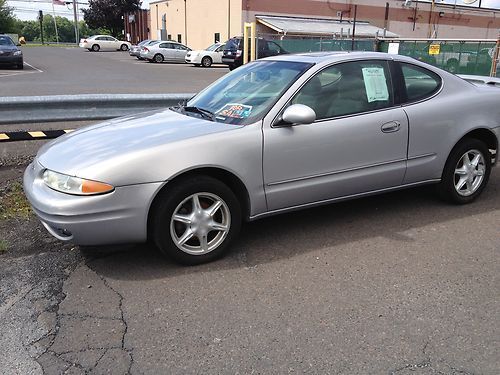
(453, 149), (485, 196)
(170, 192), (231, 255)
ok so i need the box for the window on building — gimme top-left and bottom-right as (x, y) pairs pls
(214, 33), (220, 43)
(177, 34), (182, 43)
(167, 34), (171, 40)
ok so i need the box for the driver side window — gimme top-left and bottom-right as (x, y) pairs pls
(292, 60), (394, 120)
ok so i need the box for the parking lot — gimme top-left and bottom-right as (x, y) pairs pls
(1, 47), (499, 374)
(0, 46), (227, 96)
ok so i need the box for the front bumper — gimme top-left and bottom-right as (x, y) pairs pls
(0, 55), (22, 65)
(23, 161), (163, 245)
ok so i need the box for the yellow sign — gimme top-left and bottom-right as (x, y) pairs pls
(429, 44), (441, 55)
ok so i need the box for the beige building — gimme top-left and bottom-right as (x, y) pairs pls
(149, 0), (500, 50)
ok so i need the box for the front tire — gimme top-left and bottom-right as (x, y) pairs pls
(201, 56), (212, 67)
(152, 176), (242, 265)
(120, 44), (128, 51)
(437, 138), (491, 204)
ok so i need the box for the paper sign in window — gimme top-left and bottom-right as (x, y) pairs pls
(362, 67), (389, 103)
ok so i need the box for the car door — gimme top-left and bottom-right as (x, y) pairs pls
(94, 36), (107, 49)
(214, 44), (225, 63)
(159, 43), (174, 61)
(174, 44), (189, 62)
(262, 59), (409, 211)
(108, 37), (119, 50)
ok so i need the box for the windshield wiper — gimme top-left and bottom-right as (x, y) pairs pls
(182, 106), (217, 122)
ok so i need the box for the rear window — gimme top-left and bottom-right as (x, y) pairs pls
(401, 63), (442, 102)
(225, 38), (241, 50)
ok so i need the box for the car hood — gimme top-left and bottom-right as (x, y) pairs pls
(37, 109), (242, 184)
(0, 45), (19, 52)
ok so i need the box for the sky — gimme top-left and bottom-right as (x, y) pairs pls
(7, 0), (151, 21)
(7, 0), (500, 22)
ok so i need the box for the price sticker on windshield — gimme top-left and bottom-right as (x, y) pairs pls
(216, 103), (252, 119)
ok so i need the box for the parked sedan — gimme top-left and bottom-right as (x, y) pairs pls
(185, 42), (225, 67)
(79, 35), (131, 52)
(140, 41), (191, 63)
(0, 35), (23, 69)
(24, 52), (500, 265)
(129, 39), (158, 59)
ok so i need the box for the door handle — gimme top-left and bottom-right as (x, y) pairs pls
(381, 121), (401, 133)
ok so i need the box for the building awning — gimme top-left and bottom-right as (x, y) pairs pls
(256, 15), (398, 38)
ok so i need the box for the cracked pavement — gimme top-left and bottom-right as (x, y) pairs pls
(0, 165), (499, 374)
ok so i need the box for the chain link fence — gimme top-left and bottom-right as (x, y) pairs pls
(378, 40), (499, 76)
(256, 32), (499, 76)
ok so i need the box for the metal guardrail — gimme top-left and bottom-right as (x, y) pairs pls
(0, 93), (194, 125)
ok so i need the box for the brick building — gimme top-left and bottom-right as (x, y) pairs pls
(148, 0), (500, 50)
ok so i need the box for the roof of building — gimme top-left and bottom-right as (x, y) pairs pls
(256, 15), (399, 38)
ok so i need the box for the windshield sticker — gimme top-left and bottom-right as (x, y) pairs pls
(216, 103), (252, 119)
(362, 67), (389, 103)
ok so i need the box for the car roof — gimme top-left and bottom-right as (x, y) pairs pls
(263, 51), (425, 65)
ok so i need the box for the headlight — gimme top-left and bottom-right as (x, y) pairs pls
(13, 50), (22, 56)
(43, 170), (114, 196)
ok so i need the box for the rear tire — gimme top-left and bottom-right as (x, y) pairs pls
(152, 176), (242, 265)
(437, 138), (491, 204)
(91, 44), (100, 52)
(153, 53), (164, 63)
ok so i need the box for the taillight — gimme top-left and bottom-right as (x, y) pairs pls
(83, 39), (87, 43)
(144, 47), (149, 52)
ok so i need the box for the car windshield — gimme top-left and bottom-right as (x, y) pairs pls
(206, 43), (221, 51)
(0, 36), (14, 46)
(184, 60), (313, 125)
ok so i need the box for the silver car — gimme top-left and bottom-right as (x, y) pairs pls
(140, 41), (191, 63)
(24, 52), (500, 265)
(129, 39), (157, 59)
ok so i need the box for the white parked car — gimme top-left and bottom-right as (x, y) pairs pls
(79, 35), (131, 52)
(140, 41), (191, 63)
(185, 42), (225, 67)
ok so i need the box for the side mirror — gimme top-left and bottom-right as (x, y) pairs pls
(279, 104), (316, 126)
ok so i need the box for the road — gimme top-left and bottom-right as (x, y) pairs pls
(0, 47), (499, 374)
(0, 46), (227, 96)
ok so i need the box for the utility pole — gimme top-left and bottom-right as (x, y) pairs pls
(491, 30), (500, 77)
(38, 10), (44, 45)
(73, 0), (79, 45)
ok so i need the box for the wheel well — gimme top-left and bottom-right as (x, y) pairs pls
(203, 55), (212, 61)
(147, 168), (251, 239)
(460, 128), (498, 162)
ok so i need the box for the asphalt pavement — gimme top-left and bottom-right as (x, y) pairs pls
(0, 46), (227, 96)
(0, 47), (499, 374)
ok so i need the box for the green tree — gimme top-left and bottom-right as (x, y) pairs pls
(0, 0), (16, 33)
(83, 0), (140, 37)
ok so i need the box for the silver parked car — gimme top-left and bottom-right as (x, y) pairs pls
(24, 52), (500, 265)
(140, 41), (191, 63)
(129, 39), (157, 59)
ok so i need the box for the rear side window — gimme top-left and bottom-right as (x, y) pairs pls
(401, 63), (441, 103)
